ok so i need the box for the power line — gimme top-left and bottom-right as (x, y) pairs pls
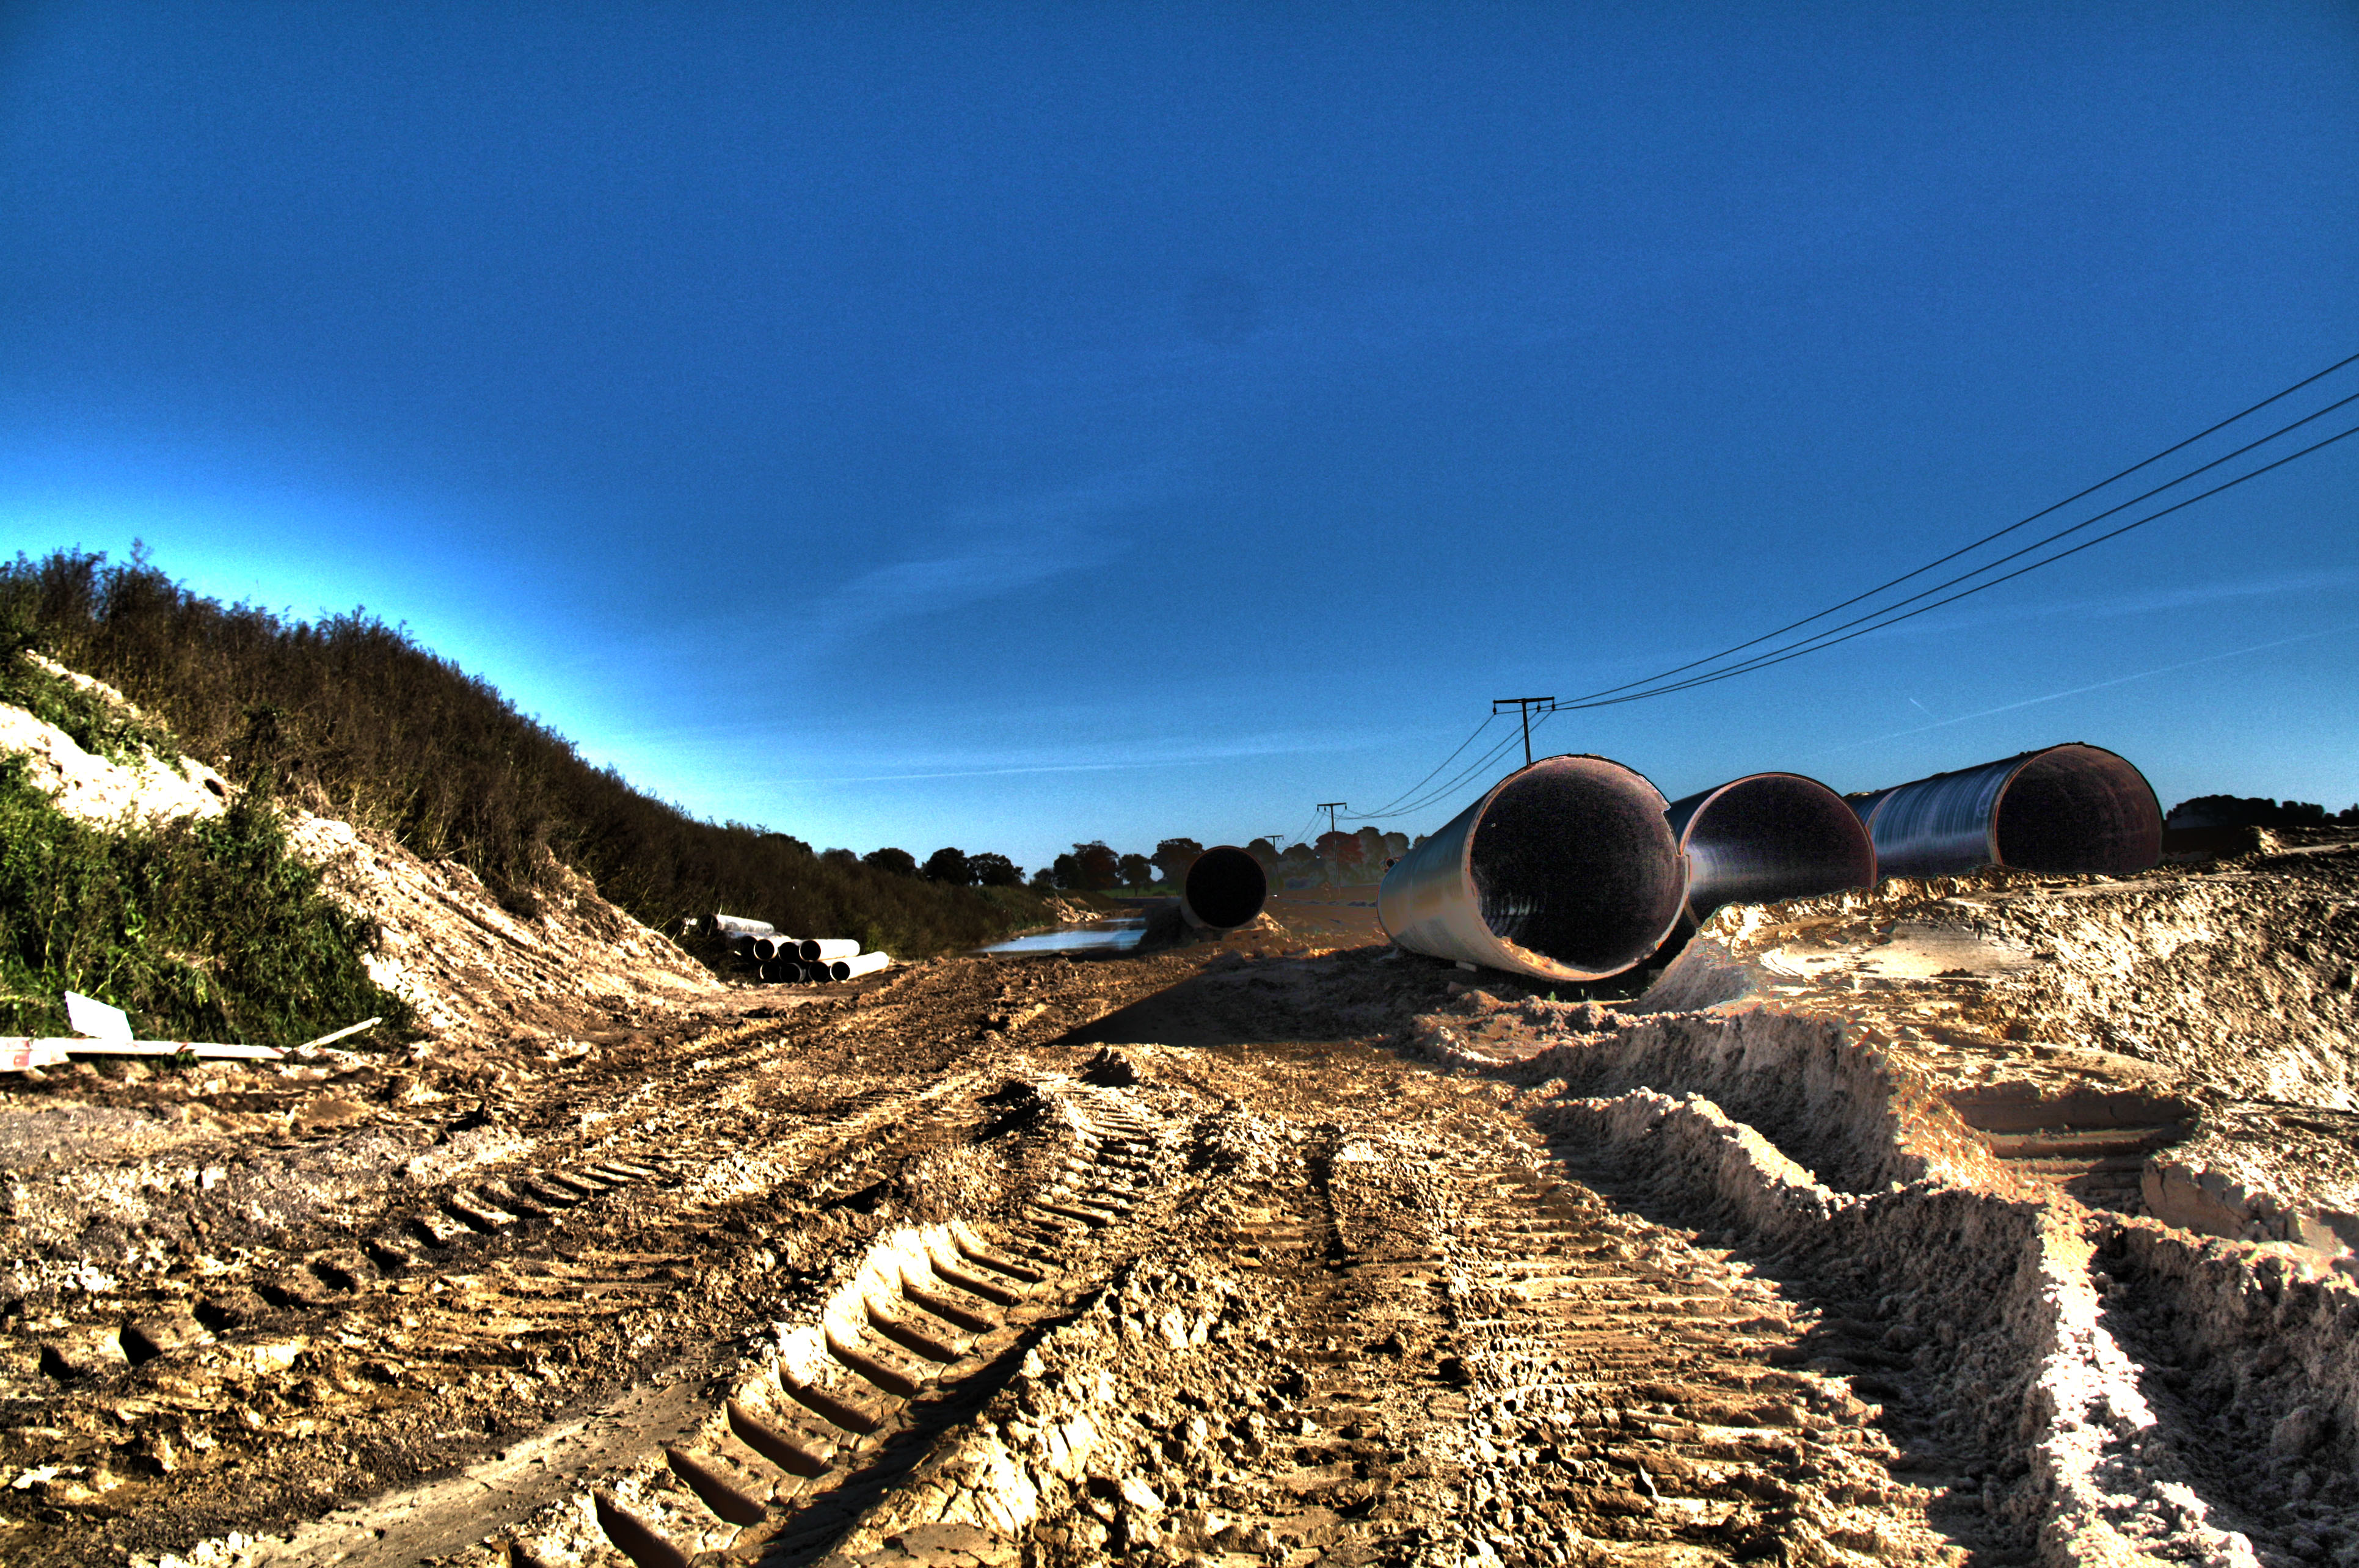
(1556, 416), (2359, 710)
(1492, 696), (1556, 767)
(1557, 389), (2359, 709)
(1354, 720), (1533, 820)
(1340, 346), (2359, 830)
(1568, 346), (2359, 706)
(1353, 713), (1498, 817)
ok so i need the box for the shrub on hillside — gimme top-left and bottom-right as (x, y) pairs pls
(0, 549), (1056, 960)
(0, 756), (412, 1044)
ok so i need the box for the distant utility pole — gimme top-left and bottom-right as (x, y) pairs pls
(1317, 802), (1347, 839)
(1492, 696), (1557, 768)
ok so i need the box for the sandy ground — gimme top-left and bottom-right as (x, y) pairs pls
(4, 684), (2356, 1568)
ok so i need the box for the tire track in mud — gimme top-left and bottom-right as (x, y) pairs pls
(767, 1062), (1989, 1568)
(1158, 1126), (1980, 1567)
(235, 1076), (1195, 1568)
(1431, 1152), (1968, 1566)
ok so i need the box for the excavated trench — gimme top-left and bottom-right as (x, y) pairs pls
(2, 835), (2356, 1568)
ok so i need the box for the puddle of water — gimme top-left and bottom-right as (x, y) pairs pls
(979, 920), (1146, 955)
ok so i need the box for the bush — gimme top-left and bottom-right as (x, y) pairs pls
(0, 756), (412, 1045)
(0, 549), (1059, 960)
(923, 847), (974, 885)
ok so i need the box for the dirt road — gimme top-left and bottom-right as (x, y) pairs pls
(5, 836), (2358, 1567)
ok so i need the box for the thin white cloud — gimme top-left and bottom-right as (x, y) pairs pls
(783, 480), (1148, 654)
(1804, 621), (2359, 758)
(1851, 566), (2359, 643)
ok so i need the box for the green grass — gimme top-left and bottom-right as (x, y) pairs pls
(0, 754), (412, 1046)
(0, 646), (181, 767)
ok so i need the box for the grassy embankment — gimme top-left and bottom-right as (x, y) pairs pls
(0, 647), (409, 1043)
(1, 550), (1069, 1026)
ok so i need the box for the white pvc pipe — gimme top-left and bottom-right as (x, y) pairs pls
(800, 938), (861, 962)
(837, 951), (891, 980)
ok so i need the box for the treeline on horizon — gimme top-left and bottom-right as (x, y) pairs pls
(1015, 827), (1416, 893)
(0, 549), (1060, 960)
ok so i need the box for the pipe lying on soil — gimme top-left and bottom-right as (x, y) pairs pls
(1847, 742), (2163, 881)
(1379, 754), (1688, 982)
(1180, 845), (1270, 931)
(1664, 772), (1878, 927)
(799, 938), (861, 963)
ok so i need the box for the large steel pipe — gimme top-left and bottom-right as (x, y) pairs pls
(1181, 845), (1269, 930)
(1847, 743), (2162, 880)
(1665, 772), (1877, 926)
(1378, 754), (1688, 982)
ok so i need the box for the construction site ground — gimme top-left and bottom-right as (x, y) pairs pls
(5, 830), (2359, 1568)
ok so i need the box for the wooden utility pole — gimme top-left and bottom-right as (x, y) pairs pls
(1492, 697), (1556, 768)
(1318, 803), (1347, 839)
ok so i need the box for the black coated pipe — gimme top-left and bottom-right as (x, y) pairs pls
(1847, 742), (2162, 880)
(1180, 845), (1269, 930)
(1664, 772), (1877, 925)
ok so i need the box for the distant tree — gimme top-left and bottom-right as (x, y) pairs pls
(1382, 831), (1409, 859)
(1118, 852), (1154, 889)
(971, 852), (1021, 887)
(759, 831), (814, 856)
(1244, 837), (1282, 874)
(922, 847), (975, 885)
(2341, 804), (2359, 825)
(862, 847), (920, 878)
(2169, 795), (2338, 830)
(1050, 852), (1081, 889)
(1151, 837), (1205, 885)
(821, 847), (860, 868)
(1318, 830), (1361, 865)
(1071, 841), (1120, 892)
(1280, 841), (1317, 868)
(1030, 864), (1059, 890)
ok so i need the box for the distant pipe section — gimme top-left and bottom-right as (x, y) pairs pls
(1847, 743), (2163, 880)
(837, 951), (891, 980)
(1180, 846), (1269, 930)
(799, 938), (861, 963)
(1664, 772), (1877, 927)
(712, 914), (775, 938)
(1378, 754), (1688, 982)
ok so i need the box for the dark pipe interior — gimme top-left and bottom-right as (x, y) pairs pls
(1683, 775), (1877, 919)
(1995, 748), (2163, 876)
(1184, 846), (1269, 930)
(1469, 764), (1684, 974)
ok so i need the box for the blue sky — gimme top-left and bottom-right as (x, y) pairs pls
(4, 2), (2356, 872)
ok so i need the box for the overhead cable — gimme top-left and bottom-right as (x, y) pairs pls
(1569, 346), (2359, 705)
(1557, 417), (2359, 710)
